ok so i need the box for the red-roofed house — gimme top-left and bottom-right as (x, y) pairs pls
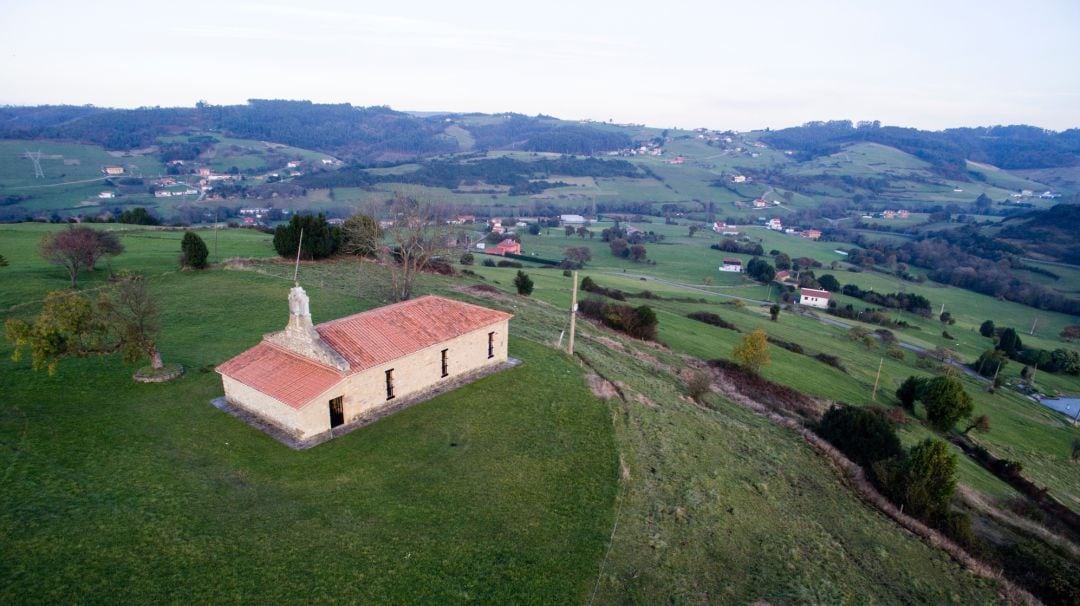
(217, 287), (512, 443)
(799, 287), (831, 309)
(488, 238), (521, 256)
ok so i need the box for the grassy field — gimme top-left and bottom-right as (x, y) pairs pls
(0, 225), (618, 604)
(0, 223), (1033, 603)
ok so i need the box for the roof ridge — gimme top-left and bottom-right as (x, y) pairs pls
(260, 339), (344, 373)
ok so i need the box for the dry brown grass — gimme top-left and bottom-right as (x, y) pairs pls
(585, 373), (620, 401)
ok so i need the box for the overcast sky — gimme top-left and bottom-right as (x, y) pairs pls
(2, 0), (1078, 131)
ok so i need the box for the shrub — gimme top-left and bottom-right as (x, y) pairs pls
(813, 352), (847, 373)
(180, 231), (209, 269)
(816, 405), (904, 469)
(688, 311), (740, 332)
(766, 337), (803, 354)
(496, 260), (523, 268)
(895, 376), (923, 410)
(482, 259), (496, 267)
(686, 371), (711, 401)
(578, 299), (658, 340)
(459, 253), (475, 265)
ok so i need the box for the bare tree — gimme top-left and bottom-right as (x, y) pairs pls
(380, 193), (453, 301)
(100, 273), (164, 369)
(40, 227), (123, 287)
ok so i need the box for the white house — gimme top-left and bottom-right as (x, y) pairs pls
(98, 192), (115, 199)
(799, 288), (831, 309)
(720, 258), (743, 272)
(766, 218), (783, 231)
(560, 214), (587, 225)
(217, 288), (512, 444)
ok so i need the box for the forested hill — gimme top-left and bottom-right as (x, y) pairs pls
(997, 204), (1080, 264)
(0, 101), (632, 161)
(761, 121), (1080, 179)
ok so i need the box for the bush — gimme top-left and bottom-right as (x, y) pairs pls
(896, 376), (923, 410)
(578, 298), (658, 340)
(688, 311), (740, 332)
(766, 336), (803, 353)
(813, 352), (847, 373)
(816, 405), (904, 469)
(686, 371), (711, 401)
(459, 253), (474, 265)
(496, 260), (523, 268)
(482, 259), (496, 267)
(180, 231), (209, 269)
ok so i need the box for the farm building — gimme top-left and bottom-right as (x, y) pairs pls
(217, 287), (512, 444)
(102, 166), (125, 176)
(488, 239), (521, 256)
(766, 218), (783, 231)
(799, 288), (831, 309)
(720, 258), (743, 272)
(560, 214), (587, 224)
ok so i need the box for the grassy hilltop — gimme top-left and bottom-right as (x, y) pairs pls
(4, 223), (1077, 603)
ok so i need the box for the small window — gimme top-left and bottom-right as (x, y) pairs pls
(385, 369), (395, 400)
(487, 332), (495, 359)
(441, 349), (449, 378)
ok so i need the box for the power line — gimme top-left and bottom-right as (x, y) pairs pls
(24, 150), (44, 178)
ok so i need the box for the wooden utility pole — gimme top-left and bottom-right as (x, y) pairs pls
(871, 357), (884, 401)
(568, 270), (579, 355)
(1030, 316), (1038, 336)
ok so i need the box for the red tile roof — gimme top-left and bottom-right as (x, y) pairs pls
(217, 342), (342, 409)
(317, 295), (512, 372)
(800, 288), (831, 298)
(218, 295), (512, 409)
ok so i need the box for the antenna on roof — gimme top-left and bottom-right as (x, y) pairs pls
(293, 228), (304, 286)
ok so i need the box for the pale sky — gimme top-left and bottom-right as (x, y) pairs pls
(2, 0), (1078, 131)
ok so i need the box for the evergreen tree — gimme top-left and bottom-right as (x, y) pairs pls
(272, 213), (340, 260)
(180, 231), (209, 269)
(513, 270), (534, 296)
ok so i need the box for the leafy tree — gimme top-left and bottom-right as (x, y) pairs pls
(996, 327), (1022, 357)
(817, 274), (841, 292)
(979, 320), (995, 338)
(899, 439), (957, 520)
(459, 253), (474, 265)
(732, 328), (770, 373)
(609, 238), (629, 258)
(576, 226), (589, 239)
(5, 274), (163, 374)
(973, 349), (1007, 377)
(918, 376), (974, 431)
(117, 207), (160, 225)
(513, 270), (534, 296)
(629, 244), (647, 262)
(527, 223), (541, 235)
(774, 252), (792, 270)
(272, 213), (340, 260)
(939, 311), (955, 325)
(896, 376), (924, 410)
(563, 247), (592, 267)
(39, 227), (124, 287)
(745, 257), (776, 283)
(816, 405), (904, 468)
(564, 226), (576, 236)
(769, 304), (780, 321)
(341, 213), (382, 258)
(5, 290), (103, 374)
(180, 231), (209, 269)
(962, 415), (990, 435)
